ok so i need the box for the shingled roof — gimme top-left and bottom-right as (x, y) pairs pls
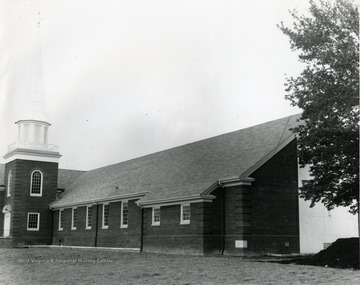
(50, 114), (302, 209)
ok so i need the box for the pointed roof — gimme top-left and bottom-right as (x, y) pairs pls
(18, 24), (49, 124)
(50, 114), (302, 208)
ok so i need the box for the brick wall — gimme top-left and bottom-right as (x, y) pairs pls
(2, 159), (58, 246)
(52, 199), (142, 248)
(223, 185), (252, 255)
(143, 203), (202, 254)
(248, 139), (300, 255)
(142, 199), (223, 255)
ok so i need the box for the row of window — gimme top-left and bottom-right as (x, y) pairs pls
(6, 170), (43, 197)
(58, 203), (191, 231)
(58, 201), (129, 231)
(151, 205), (191, 226)
(23, 204), (190, 233)
(147, 204), (191, 226)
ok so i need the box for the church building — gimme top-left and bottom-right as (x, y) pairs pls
(0, 111), (358, 255)
(0, 27), (357, 255)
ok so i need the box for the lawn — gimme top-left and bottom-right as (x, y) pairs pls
(0, 247), (359, 285)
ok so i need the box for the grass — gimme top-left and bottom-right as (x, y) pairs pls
(0, 247), (359, 285)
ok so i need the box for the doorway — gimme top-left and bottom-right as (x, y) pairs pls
(3, 212), (10, 237)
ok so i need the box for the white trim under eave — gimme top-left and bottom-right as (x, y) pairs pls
(137, 194), (216, 208)
(3, 149), (61, 163)
(201, 177), (255, 195)
(49, 192), (148, 210)
(219, 177), (255, 187)
(240, 135), (296, 178)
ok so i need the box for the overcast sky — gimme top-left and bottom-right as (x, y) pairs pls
(0, 0), (309, 171)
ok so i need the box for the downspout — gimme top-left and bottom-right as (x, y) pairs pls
(94, 203), (99, 247)
(140, 208), (144, 252)
(218, 181), (226, 255)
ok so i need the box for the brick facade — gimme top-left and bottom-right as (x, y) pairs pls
(1, 141), (299, 255)
(247, 139), (300, 254)
(0, 159), (58, 247)
(52, 199), (142, 248)
(49, 140), (299, 255)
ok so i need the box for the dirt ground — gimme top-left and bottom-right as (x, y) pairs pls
(0, 248), (359, 285)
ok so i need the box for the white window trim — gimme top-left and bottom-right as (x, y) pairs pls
(152, 206), (160, 226)
(27, 212), (40, 231)
(7, 171), (12, 197)
(120, 200), (128, 228)
(58, 209), (64, 231)
(71, 207), (77, 230)
(30, 170), (43, 197)
(102, 203), (109, 229)
(180, 204), (191, 225)
(86, 206), (92, 230)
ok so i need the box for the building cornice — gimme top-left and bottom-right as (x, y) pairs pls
(3, 148), (61, 164)
(15, 119), (51, 127)
(136, 194), (216, 208)
(50, 192), (148, 210)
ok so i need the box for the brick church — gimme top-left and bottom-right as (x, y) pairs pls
(0, 31), (357, 255)
(1, 110), (357, 255)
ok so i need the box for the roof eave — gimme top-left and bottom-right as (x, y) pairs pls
(240, 134), (296, 178)
(136, 194), (216, 208)
(50, 192), (148, 210)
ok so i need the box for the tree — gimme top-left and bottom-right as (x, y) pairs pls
(278, 0), (359, 217)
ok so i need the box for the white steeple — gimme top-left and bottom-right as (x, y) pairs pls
(18, 21), (50, 124)
(3, 18), (61, 163)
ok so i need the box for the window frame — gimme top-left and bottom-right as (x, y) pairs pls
(152, 206), (160, 226)
(30, 170), (43, 197)
(7, 170), (12, 197)
(180, 204), (191, 225)
(86, 205), (92, 230)
(58, 209), (64, 231)
(71, 207), (77, 230)
(27, 212), (40, 231)
(120, 200), (129, 228)
(102, 203), (109, 229)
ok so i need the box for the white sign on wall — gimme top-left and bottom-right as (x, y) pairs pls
(235, 240), (247, 248)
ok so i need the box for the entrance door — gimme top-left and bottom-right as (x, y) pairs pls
(3, 212), (10, 237)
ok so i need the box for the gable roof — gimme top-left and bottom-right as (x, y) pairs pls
(57, 169), (86, 190)
(50, 114), (302, 209)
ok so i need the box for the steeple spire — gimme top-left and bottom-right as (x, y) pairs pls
(19, 12), (49, 124)
(3, 15), (61, 163)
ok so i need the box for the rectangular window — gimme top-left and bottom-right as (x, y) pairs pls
(71, 207), (77, 230)
(180, 204), (191, 225)
(152, 206), (160, 226)
(121, 201), (128, 228)
(27, 213), (40, 231)
(102, 203), (109, 229)
(58, 209), (64, 231)
(86, 206), (92, 230)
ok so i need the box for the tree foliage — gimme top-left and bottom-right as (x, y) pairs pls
(279, 0), (359, 213)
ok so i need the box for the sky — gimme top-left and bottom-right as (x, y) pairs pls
(0, 0), (309, 171)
